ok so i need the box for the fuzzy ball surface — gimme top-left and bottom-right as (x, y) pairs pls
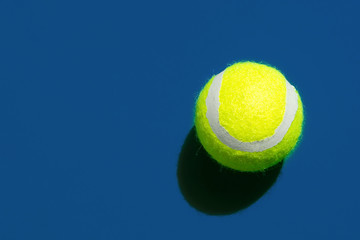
(195, 62), (304, 172)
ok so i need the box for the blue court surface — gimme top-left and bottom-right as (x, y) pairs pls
(0, 1), (359, 239)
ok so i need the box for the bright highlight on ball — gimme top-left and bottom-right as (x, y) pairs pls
(195, 61), (304, 172)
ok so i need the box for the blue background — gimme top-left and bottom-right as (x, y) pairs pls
(0, 0), (359, 239)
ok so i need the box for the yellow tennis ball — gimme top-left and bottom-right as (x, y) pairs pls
(195, 61), (304, 172)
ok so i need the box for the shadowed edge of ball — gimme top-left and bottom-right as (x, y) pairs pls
(177, 127), (284, 215)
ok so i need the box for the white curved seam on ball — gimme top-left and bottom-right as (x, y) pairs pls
(205, 70), (298, 152)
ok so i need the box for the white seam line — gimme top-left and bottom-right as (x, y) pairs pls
(206, 70), (298, 152)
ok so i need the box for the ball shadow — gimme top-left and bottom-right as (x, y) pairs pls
(177, 127), (284, 215)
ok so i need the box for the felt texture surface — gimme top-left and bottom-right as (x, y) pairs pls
(195, 62), (304, 172)
(205, 66), (298, 152)
(220, 62), (286, 142)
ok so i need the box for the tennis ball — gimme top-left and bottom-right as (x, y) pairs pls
(195, 61), (304, 172)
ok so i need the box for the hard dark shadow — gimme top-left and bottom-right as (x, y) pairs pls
(177, 127), (284, 215)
